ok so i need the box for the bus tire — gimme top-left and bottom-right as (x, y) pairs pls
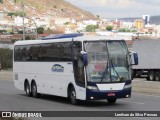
(148, 71), (155, 81)
(25, 81), (31, 97)
(107, 98), (117, 104)
(146, 76), (150, 81)
(31, 81), (40, 98)
(155, 71), (160, 81)
(69, 87), (78, 105)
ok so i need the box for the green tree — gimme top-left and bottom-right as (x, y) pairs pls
(0, 0), (3, 3)
(0, 30), (7, 34)
(7, 12), (26, 17)
(131, 30), (137, 32)
(14, 0), (22, 3)
(37, 27), (44, 34)
(86, 25), (99, 32)
(106, 25), (113, 31)
(96, 15), (100, 19)
(25, 36), (31, 40)
(44, 28), (54, 34)
(18, 30), (23, 34)
(0, 48), (13, 69)
(64, 22), (70, 25)
(7, 12), (14, 16)
(118, 28), (126, 32)
(126, 29), (131, 32)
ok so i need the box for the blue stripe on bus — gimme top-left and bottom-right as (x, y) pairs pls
(41, 33), (83, 40)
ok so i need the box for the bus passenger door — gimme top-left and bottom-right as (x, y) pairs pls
(72, 42), (86, 100)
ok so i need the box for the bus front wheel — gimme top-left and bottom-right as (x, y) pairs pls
(69, 87), (78, 105)
(107, 98), (117, 104)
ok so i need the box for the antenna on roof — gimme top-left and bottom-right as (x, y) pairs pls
(41, 33), (83, 40)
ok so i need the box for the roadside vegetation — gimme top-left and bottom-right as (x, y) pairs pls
(0, 48), (13, 70)
(106, 25), (113, 31)
(85, 25), (99, 32)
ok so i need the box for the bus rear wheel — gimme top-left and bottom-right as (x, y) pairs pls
(148, 71), (155, 81)
(155, 71), (160, 81)
(69, 87), (78, 105)
(25, 82), (31, 97)
(31, 82), (40, 98)
(107, 98), (117, 104)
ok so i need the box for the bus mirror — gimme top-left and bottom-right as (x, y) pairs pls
(130, 51), (138, 65)
(81, 51), (88, 66)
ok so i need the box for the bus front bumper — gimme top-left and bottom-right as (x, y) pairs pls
(86, 88), (131, 100)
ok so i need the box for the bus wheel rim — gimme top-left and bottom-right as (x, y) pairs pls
(26, 86), (30, 94)
(71, 91), (76, 101)
(32, 85), (37, 95)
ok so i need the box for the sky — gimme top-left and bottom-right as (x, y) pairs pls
(65, 0), (160, 18)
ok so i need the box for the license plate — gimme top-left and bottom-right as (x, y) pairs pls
(108, 93), (115, 96)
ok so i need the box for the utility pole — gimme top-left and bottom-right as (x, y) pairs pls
(25, 16), (38, 39)
(22, 0), (25, 40)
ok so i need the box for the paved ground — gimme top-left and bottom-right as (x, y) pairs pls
(0, 80), (160, 120)
(0, 71), (160, 120)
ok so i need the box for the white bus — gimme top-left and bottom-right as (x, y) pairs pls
(13, 33), (138, 104)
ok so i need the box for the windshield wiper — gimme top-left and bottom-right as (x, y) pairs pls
(100, 61), (109, 82)
(110, 60), (124, 82)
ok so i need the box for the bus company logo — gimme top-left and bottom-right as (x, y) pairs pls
(52, 64), (64, 72)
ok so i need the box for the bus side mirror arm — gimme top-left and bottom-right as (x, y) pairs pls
(130, 51), (138, 65)
(81, 51), (88, 66)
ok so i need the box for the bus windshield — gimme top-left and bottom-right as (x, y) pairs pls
(84, 41), (130, 83)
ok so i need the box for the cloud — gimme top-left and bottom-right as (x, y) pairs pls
(132, 0), (160, 6)
(66, 0), (133, 8)
(65, 0), (160, 18)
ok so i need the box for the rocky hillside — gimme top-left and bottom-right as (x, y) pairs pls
(0, 0), (96, 20)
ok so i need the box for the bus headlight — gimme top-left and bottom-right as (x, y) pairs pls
(123, 84), (132, 89)
(87, 86), (98, 90)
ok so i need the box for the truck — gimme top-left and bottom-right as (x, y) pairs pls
(132, 39), (160, 81)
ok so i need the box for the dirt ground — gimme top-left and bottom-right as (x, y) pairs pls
(0, 70), (13, 80)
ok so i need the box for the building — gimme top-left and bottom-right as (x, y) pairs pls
(83, 19), (98, 25)
(54, 18), (71, 26)
(14, 16), (28, 26)
(142, 15), (150, 25)
(121, 21), (134, 29)
(134, 19), (144, 29)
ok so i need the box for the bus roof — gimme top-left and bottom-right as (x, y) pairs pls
(14, 35), (125, 46)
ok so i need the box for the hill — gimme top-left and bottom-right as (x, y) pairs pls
(149, 15), (160, 25)
(0, 0), (96, 20)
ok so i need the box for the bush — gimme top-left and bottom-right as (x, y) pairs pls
(0, 48), (13, 69)
(85, 25), (99, 32)
(106, 25), (113, 31)
(37, 27), (44, 34)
